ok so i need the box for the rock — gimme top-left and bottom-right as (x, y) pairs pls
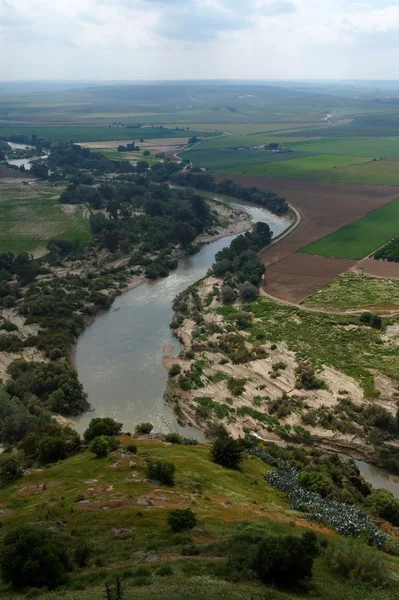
(106, 485), (114, 492)
(182, 478), (202, 489)
(145, 554), (160, 562)
(136, 498), (150, 506)
(78, 500), (90, 504)
(112, 528), (135, 536)
(85, 479), (98, 484)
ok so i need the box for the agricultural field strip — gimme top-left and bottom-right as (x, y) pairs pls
(300, 198), (399, 261)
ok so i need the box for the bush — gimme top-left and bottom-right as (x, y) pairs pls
(221, 285), (237, 305)
(169, 364), (182, 377)
(327, 540), (390, 587)
(126, 444), (137, 454)
(239, 281), (258, 302)
(38, 436), (67, 464)
(157, 563), (173, 576)
(295, 363), (324, 390)
(146, 460), (175, 485)
(0, 452), (24, 484)
(252, 534), (314, 587)
(74, 542), (92, 568)
(365, 489), (399, 525)
(211, 436), (244, 469)
(167, 508), (197, 532)
(89, 436), (110, 458)
(371, 315), (382, 329)
(0, 526), (71, 590)
(164, 433), (183, 444)
(84, 417), (122, 442)
(135, 422), (153, 435)
(360, 312), (372, 324)
(227, 377), (247, 396)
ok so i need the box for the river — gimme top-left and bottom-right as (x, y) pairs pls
(6, 142), (46, 171)
(75, 196), (291, 439)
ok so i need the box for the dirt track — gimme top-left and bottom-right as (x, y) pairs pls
(215, 175), (399, 302)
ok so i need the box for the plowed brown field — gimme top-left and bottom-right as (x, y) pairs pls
(215, 175), (399, 302)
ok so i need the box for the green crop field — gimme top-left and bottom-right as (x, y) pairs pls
(301, 198), (399, 260)
(223, 153), (371, 179)
(289, 136), (399, 158)
(0, 182), (91, 254)
(181, 147), (315, 170)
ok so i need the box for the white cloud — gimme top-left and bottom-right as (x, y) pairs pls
(0, 0), (399, 79)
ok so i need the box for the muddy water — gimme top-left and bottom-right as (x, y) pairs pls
(354, 459), (399, 499)
(75, 197), (291, 437)
(6, 143), (46, 170)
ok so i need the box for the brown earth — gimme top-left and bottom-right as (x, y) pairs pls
(0, 165), (34, 180)
(215, 175), (399, 301)
(263, 254), (356, 304)
(352, 258), (399, 279)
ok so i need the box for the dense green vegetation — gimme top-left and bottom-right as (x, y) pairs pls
(374, 235), (399, 262)
(174, 171), (288, 215)
(301, 198), (399, 260)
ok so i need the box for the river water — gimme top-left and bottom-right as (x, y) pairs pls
(6, 143), (46, 171)
(74, 194), (399, 495)
(75, 196), (290, 438)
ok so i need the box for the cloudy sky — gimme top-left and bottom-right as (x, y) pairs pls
(1, 0), (399, 80)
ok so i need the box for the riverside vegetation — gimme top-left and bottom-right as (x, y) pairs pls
(1, 134), (399, 597)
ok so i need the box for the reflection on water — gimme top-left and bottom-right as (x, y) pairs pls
(75, 200), (290, 436)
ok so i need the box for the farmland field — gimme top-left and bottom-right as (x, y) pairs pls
(0, 181), (91, 254)
(289, 136), (399, 158)
(223, 154), (372, 179)
(181, 147), (315, 170)
(300, 198), (399, 260)
(0, 125), (215, 143)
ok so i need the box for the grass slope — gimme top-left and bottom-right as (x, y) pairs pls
(0, 182), (91, 254)
(290, 137), (399, 158)
(305, 272), (399, 310)
(1, 438), (399, 600)
(301, 198), (399, 260)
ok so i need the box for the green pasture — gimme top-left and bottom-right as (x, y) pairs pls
(0, 182), (90, 254)
(223, 153), (371, 179)
(290, 136), (399, 158)
(182, 147), (315, 170)
(301, 198), (399, 260)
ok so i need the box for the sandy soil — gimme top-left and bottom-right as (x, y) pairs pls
(353, 258), (399, 279)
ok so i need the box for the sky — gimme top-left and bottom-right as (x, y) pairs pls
(1, 0), (399, 80)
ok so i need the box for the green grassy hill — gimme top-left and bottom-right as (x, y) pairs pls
(1, 438), (399, 599)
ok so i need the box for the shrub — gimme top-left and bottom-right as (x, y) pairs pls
(0, 452), (24, 484)
(167, 508), (197, 532)
(89, 436), (110, 458)
(135, 422), (153, 435)
(126, 444), (137, 454)
(211, 436), (244, 469)
(365, 489), (399, 525)
(146, 460), (175, 485)
(221, 285), (237, 304)
(326, 540), (390, 587)
(105, 576), (125, 600)
(164, 433), (183, 444)
(74, 542), (92, 568)
(371, 315), (382, 329)
(239, 281), (258, 302)
(0, 526), (71, 590)
(169, 364), (182, 377)
(360, 312), (372, 324)
(252, 534), (314, 587)
(38, 436), (67, 464)
(157, 563), (173, 576)
(227, 377), (247, 396)
(295, 363), (324, 390)
(84, 417), (122, 442)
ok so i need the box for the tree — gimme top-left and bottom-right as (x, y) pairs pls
(146, 460), (175, 485)
(221, 285), (236, 305)
(38, 435), (67, 464)
(169, 364), (181, 377)
(365, 489), (399, 525)
(0, 452), (24, 484)
(84, 417), (122, 442)
(135, 422), (153, 435)
(89, 436), (110, 458)
(371, 314), (382, 329)
(210, 436), (244, 469)
(0, 526), (71, 589)
(252, 534), (314, 587)
(167, 508), (197, 532)
(239, 281), (258, 302)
